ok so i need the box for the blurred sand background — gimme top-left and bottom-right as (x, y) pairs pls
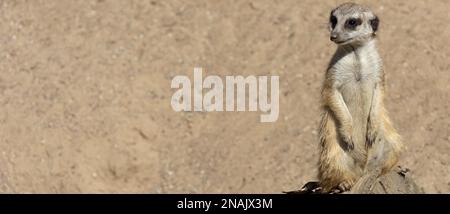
(0, 0), (448, 193)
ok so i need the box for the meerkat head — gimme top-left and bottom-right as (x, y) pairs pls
(329, 3), (379, 46)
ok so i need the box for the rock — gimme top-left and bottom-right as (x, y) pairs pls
(285, 166), (424, 194)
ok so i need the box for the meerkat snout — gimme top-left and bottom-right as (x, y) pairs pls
(328, 2), (379, 46)
(330, 32), (338, 41)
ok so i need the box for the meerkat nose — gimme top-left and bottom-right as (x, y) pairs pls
(330, 33), (338, 41)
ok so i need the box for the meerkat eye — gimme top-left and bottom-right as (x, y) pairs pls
(348, 19), (356, 26)
(330, 15), (337, 29)
(345, 18), (362, 29)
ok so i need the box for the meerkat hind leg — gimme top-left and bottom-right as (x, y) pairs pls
(336, 180), (355, 193)
(319, 111), (360, 193)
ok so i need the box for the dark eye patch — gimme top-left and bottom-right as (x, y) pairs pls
(345, 18), (362, 30)
(370, 16), (379, 32)
(330, 15), (337, 29)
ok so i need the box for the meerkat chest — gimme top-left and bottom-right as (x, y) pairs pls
(333, 53), (380, 87)
(332, 50), (381, 120)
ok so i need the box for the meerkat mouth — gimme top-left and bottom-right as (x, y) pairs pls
(335, 34), (375, 45)
(334, 38), (353, 44)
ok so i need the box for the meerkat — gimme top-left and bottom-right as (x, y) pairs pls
(318, 2), (404, 193)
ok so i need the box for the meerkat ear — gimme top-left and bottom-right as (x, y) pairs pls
(370, 16), (379, 32)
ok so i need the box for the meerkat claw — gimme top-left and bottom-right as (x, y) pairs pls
(342, 137), (354, 150)
(337, 181), (353, 192)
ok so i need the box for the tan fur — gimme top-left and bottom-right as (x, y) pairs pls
(318, 3), (404, 192)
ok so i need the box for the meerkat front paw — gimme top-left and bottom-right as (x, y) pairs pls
(366, 128), (378, 147)
(339, 126), (354, 150)
(366, 120), (381, 147)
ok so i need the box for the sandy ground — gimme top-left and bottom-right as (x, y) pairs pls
(0, 0), (448, 193)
